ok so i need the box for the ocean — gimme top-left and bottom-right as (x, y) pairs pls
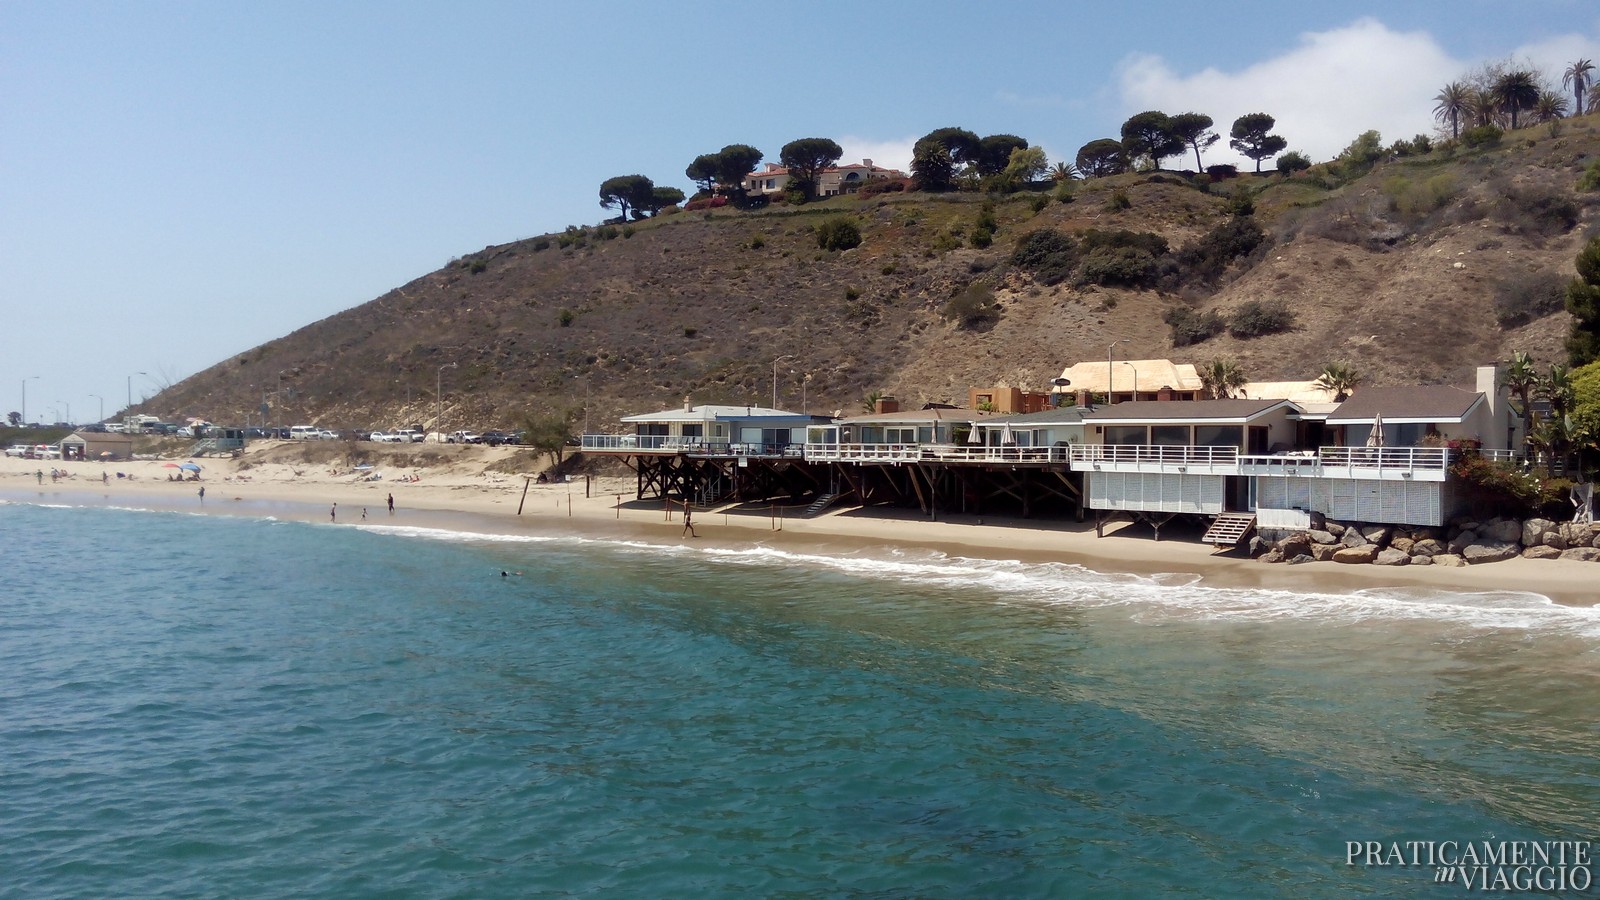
(3, 497), (1598, 898)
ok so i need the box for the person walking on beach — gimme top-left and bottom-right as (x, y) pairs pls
(681, 499), (697, 538)
(387, 493), (394, 514)
(361, 507), (367, 520)
(198, 486), (205, 503)
(36, 470), (42, 484)
(330, 503), (337, 522)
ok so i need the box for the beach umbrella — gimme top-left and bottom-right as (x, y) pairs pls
(162, 462), (181, 468)
(1365, 413), (1384, 448)
(179, 462), (202, 472)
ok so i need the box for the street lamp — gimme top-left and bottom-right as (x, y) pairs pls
(771, 355), (795, 410)
(89, 394), (103, 424)
(1051, 376), (1072, 408)
(20, 375), (38, 426)
(127, 371), (147, 412)
(1120, 361), (1138, 401)
(436, 362), (457, 441)
(1107, 339), (1130, 405)
(802, 373), (814, 415)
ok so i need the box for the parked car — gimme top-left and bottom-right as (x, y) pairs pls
(447, 431), (481, 444)
(5, 445), (30, 458)
(480, 430), (515, 446)
(289, 425), (320, 440)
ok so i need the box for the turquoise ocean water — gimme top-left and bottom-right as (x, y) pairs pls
(3, 496), (1598, 898)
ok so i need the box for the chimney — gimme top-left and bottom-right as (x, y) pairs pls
(683, 396), (693, 412)
(863, 158), (873, 167)
(1076, 389), (1092, 408)
(875, 396), (899, 414)
(1157, 385), (1174, 401)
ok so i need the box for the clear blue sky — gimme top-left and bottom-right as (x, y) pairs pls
(3, 1), (1597, 424)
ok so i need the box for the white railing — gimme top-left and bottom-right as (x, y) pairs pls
(919, 444), (1072, 463)
(1478, 448), (1518, 463)
(1315, 446), (1450, 471)
(580, 434), (801, 456)
(804, 442), (921, 462)
(1068, 444), (1240, 466)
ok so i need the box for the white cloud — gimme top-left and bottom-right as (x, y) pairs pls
(837, 135), (916, 174)
(1114, 18), (1600, 168)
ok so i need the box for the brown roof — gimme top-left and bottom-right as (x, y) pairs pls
(837, 407), (998, 425)
(1080, 399), (1297, 423)
(1326, 386), (1483, 423)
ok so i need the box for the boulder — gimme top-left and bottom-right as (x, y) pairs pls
(1286, 554), (1315, 565)
(1409, 554), (1434, 566)
(1362, 526), (1392, 546)
(1247, 536), (1270, 557)
(1411, 538), (1445, 557)
(1479, 518), (1523, 544)
(1259, 549), (1286, 564)
(1324, 521), (1346, 537)
(1461, 541), (1519, 565)
(1333, 545), (1379, 564)
(1373, 548), (1411, 566)
(1559, 547), (1600, 563)
(1543, 532), (1568, 551)
(1522, 545), (1562, 560)
(1447, 530), (1478, 555)
(1307, 511), (1327, 531)
(1278, 534), (1312, 559)
(1341, 528), (1369, 548)
(1310, 543), (1341, 562)
(1560, 523), (1589, 546)
(1390, 536), (1415, 554)
(1307, 529), (1337, 545)
(1522, 518), (1555, 547)
(1431, 554), (1467, 567)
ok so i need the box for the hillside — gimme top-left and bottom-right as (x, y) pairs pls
(150, 119), (1600, 433)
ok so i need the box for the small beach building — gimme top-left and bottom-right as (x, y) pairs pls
(804, 399), (997, 462)
(1051, 358), (1204, 405)
(58, 431), (135, 461)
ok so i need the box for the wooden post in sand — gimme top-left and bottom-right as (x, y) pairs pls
(567, 493), (572, 517)
(517, 476), (531, 515)
(616, 495), (621, 519)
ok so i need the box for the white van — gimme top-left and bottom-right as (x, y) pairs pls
(289, 425), (320, 440)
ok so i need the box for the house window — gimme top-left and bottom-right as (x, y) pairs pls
(886, 427), (915, 443)
(1150, 425), (1190, 445)
(682, 424), (703, 438)
(860, 426), (885, 444)
(1194, 425), (1243, 447)
(1104, 425), (1147, 445)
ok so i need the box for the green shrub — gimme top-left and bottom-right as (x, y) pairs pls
(928, 230), (961, 255)
(1578, 159), (1600, 193)
(1177, 216), (1266, 284)
(1009, 229), (1077, 285)
(748, 234), (765, 250)
(941, 283), (1001, 330)
(1493, 188), (1579, 238)
(844, 286), (861, 301)
(1461, 125), (1503, 149)
(622, 225), (636, 238)
(531, 238), (551, 252)
(1493, 271), (1569, 327)
(468, 258), (487, 274)
(1029, 194), (1050, 214)
(1227, 299), (1296, 338)
(970, 226), (993, 249)
(816, 217), (862, 251)
(1078, 246), (1156, 286)
(1164, 306), (1226, 346)
(1108, 190), (1131, 211)
(558, 309), (575, 327)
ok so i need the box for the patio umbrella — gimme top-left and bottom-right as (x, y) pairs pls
(999, 421), (1015, 445)
(967, 423), (983, 444)
(1365, 413), (1384, 448)
(179, 462), (202, 472)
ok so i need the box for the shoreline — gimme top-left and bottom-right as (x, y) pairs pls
(5, 451), (1598, 605)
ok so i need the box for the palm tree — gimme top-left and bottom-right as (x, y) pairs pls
(1564, 58), (1594, 115)
(1200, 358), (1248, 399)
(1433, 82), (1470, 140)
(1492, 70), (1540, 129)
(1534, 91), (1569, 123)
(1505, 351), (1538, 455)
(1542, 364), (1576, 475)
(1467, 88), (1499, 128)
(1590, 83), (1600, 115)
(1049, 162), (1080, 183)
(1314, 362), (1360, 402)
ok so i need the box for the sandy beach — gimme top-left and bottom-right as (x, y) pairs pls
(5, 443), (1597, 605)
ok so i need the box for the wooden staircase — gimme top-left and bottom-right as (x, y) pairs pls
(1202, 513), (1257, 548)
(802, 492), (840, 518)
